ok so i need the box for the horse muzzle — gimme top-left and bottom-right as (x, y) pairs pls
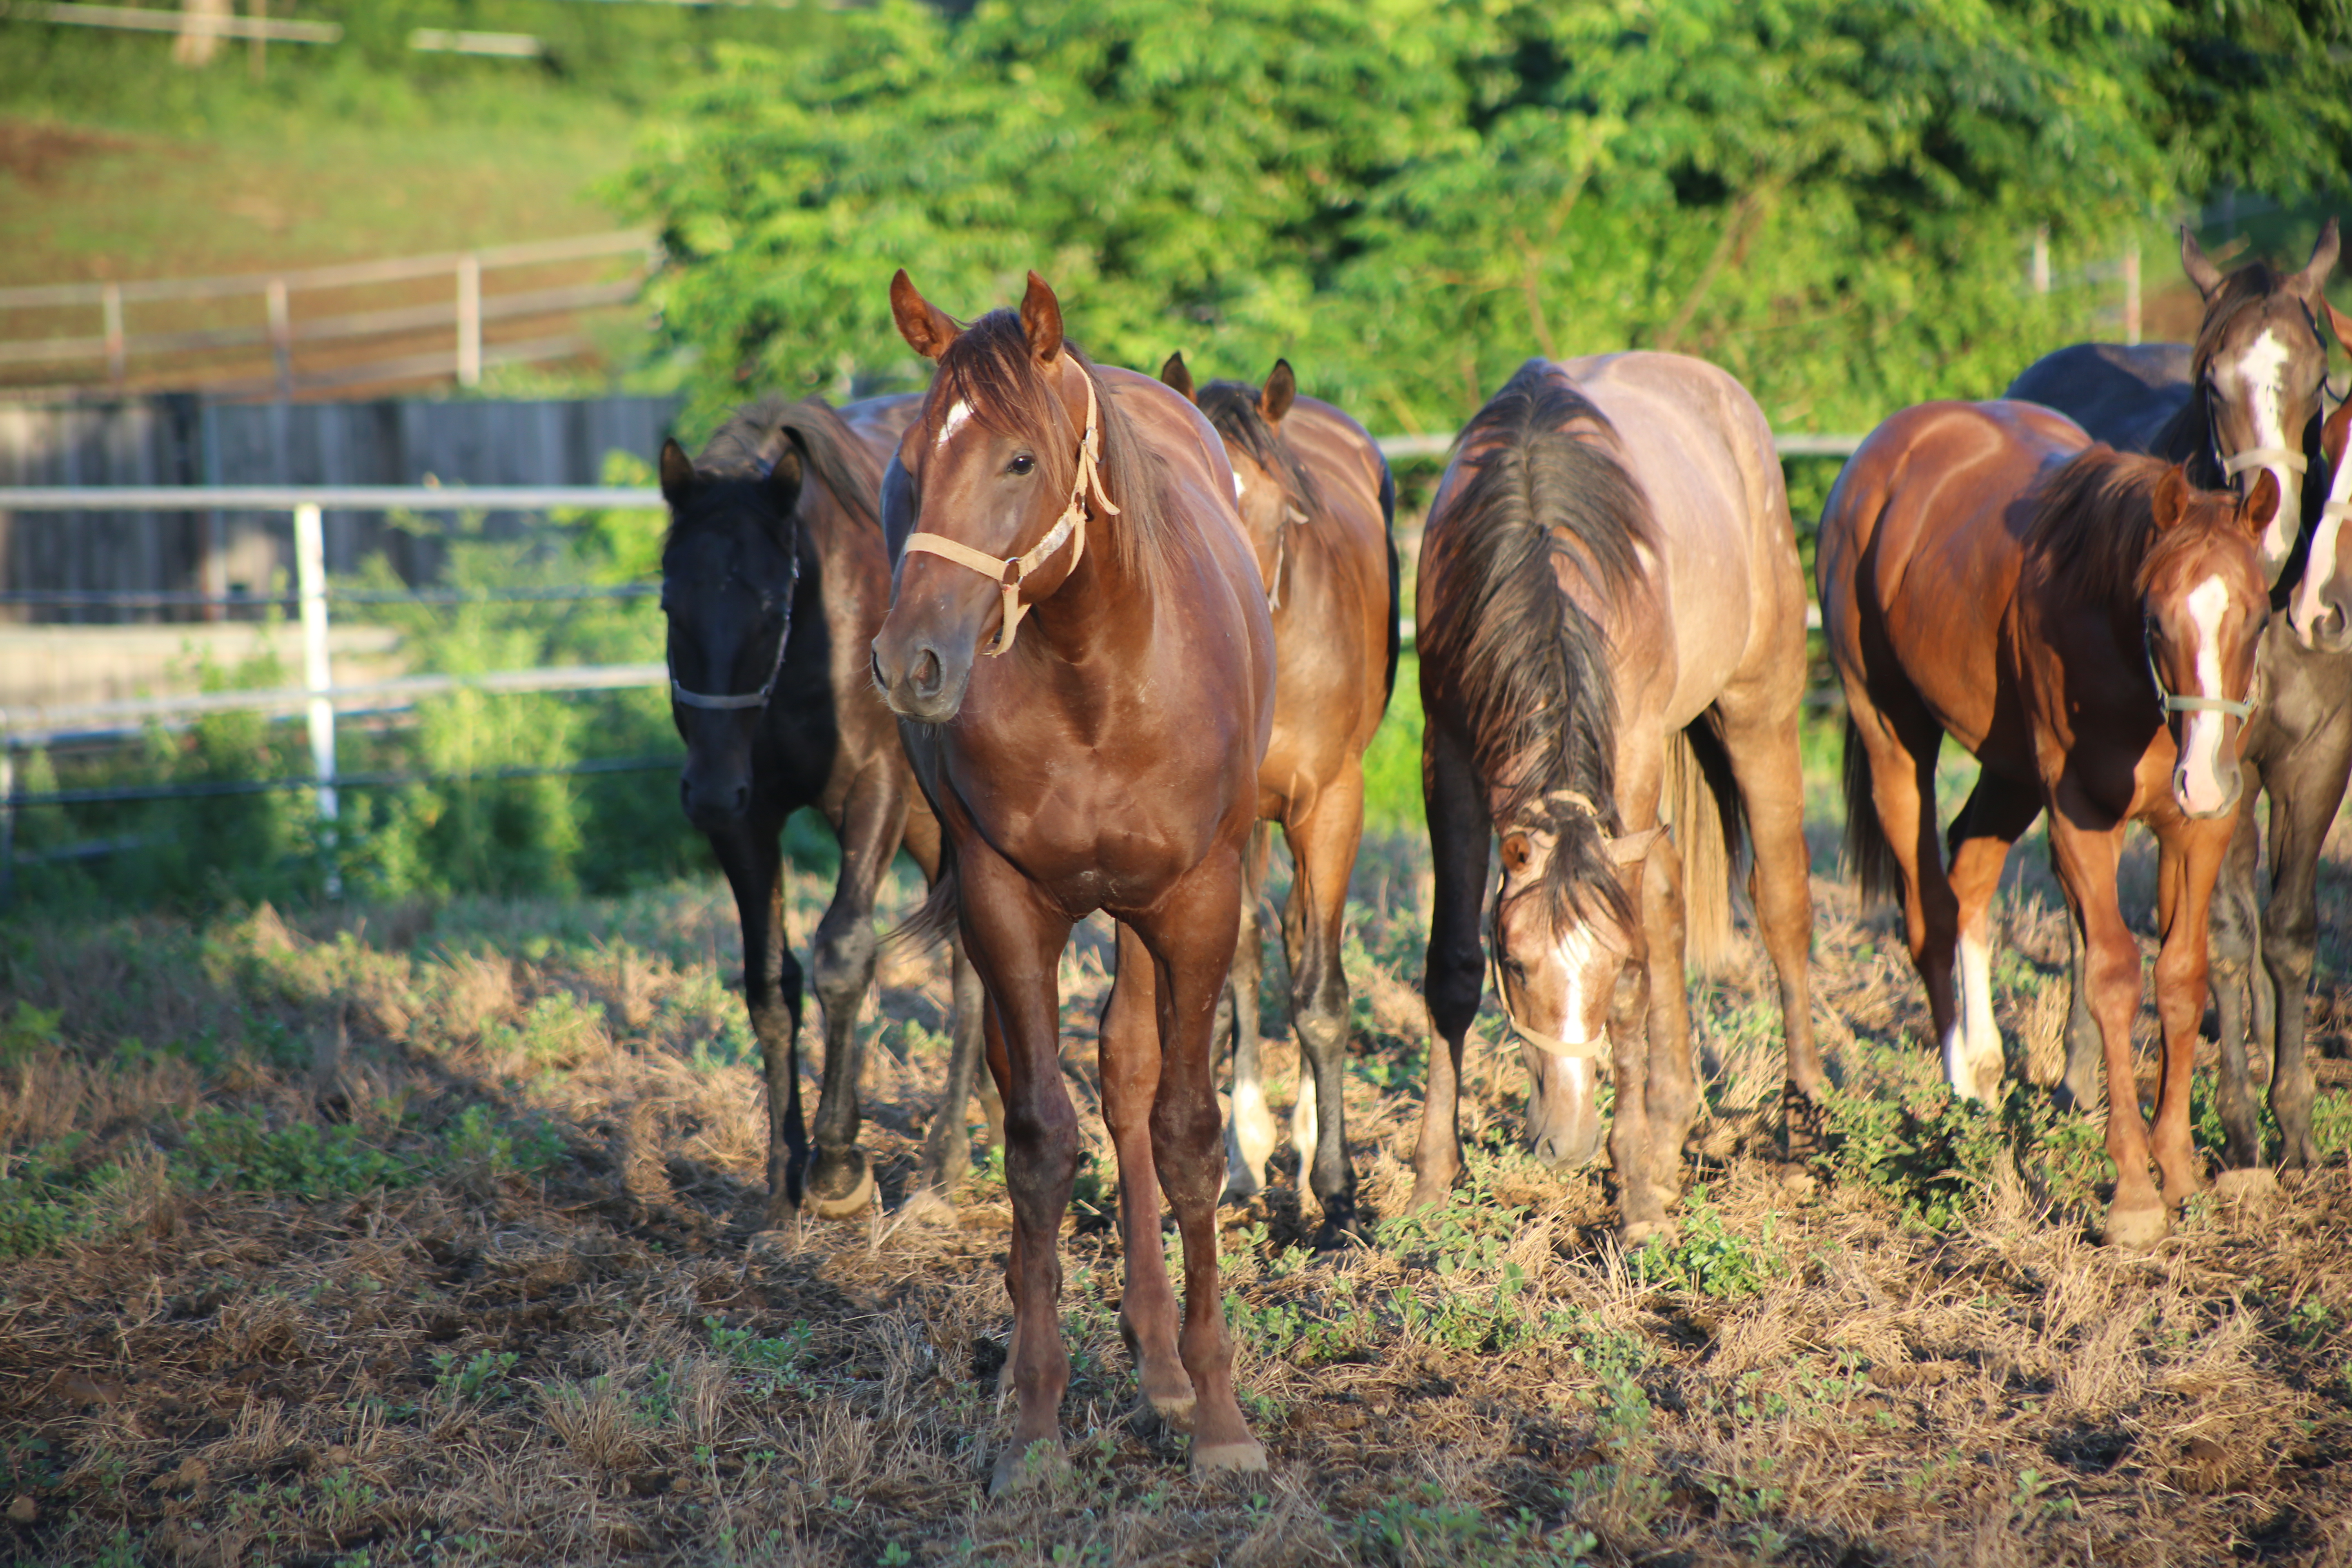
(2172, 758), (2243, 822)
(870, 625), (974, 725)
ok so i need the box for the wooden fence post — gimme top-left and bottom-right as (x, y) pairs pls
(102, 283), (125, 387)
(2031, 227), (2049, 296)
(456, 253), (482, 388)
(267, 278), (292, 396)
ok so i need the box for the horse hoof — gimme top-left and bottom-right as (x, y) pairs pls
(1145, 1390), (1197, 1433)
(899, 1187), (958, 1227)
(2211, 1167), (2279, 1206)
(988, 1439), (1066, 1497)
(806, 1151), (875, 1218)
(1190, 1439), (1268, 1476)
(1619, 1217), (1676, 1250)
(2103, 1205), (2169, 1250)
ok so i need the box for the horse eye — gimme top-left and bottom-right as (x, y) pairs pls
(1007, 454), (1037, 477)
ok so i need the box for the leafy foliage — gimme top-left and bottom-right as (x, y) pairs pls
(618, 0), (2349, 438)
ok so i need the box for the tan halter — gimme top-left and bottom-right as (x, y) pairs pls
(901, 372), (1118, 657)
(2222, 446), (2308, 479)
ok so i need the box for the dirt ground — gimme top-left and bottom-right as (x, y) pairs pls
(2, 815), (2351, 1567)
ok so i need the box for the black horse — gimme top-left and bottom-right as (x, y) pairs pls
(659, 395), (993, 1225)
(2005, 222), (2345, 1171)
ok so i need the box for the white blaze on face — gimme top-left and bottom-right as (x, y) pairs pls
(2236, 330), (2303, 567)
(2175, 574), (2237, 816)
(935, 398), (974, 449)
(2292, 433), (2352, 639)
(1541, 923), (1604, 1049)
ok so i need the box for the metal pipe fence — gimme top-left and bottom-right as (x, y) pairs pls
(0, 445), (1863, 875)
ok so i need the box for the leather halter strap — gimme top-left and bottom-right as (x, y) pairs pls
(669, 551), (801, 711)
(901, 372), (1118, 657)
(2222, 446), (2308, 478)
(2144, 622), (2256, 722)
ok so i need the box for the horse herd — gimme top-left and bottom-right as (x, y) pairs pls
(653, 224), (2346, 1486)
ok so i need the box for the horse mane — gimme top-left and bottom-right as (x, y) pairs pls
(679, 394), (886, 541)
(1195, 379), (1324, 521)
(931, 311), (1173, 582)
(1419, 358), (1653, 926)
(2023, 446), (2236, 604)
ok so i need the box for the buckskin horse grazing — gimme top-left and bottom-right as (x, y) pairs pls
(1818, 400), (2276, 1245)
(1413, 355), (1820, 1246)
(659, 396), (993, 1225)
(871, 272), (1274, 1488)
(2006, 222), (2340, 1128)
(1157, 352), (1398, 1244)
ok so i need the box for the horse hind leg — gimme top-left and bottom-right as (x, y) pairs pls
(908, 935), (989, 1222)
(708, 824), (806, 1227)
(805, 787), (914, 1218)
(1221, 850), (1276, 1201)
(2260, 739), (2352, 1171)
(1942, 773), (2040, 1105)
(1283, 780), (1368, 1246)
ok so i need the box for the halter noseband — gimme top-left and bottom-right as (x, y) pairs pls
(900, 372), (1118, 657)
(1487, 790), (1667, 1061)
(2143, 620), (2256, 722)
(667, 468), (805, 712)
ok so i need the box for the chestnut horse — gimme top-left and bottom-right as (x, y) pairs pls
(1414, 356), (1820, 1246)
(1819, 401), (2275, 1245)
(658, 396), (994, 1225)
(1158, 352), (1398, 1244)
(2007, 223), (2343, 1136)
(871, 273), (1274, 1488)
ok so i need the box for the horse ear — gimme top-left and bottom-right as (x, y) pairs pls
(1261, 359), (1296, 425)
(1158, 352), (1196, 403)
(1019, 272), (1065, 365)
(1499, 831), (1534, 876)
(890, 270), (960, 361)
(2152, 465), (2191, 532)
(767, 441), (805, 522)
(2180, 225), (2225, 301)
(659, 439), (695, 506)
(2289, 217), (2340, 305)
(2322, 397), (2352, 470)
(2323, 295), (2352, 358)
(2239, 469), (2283, 539)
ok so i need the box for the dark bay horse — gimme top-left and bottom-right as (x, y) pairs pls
(1158, 352), (1398, 1245)
(1413, 356), (1820, 1246)
(2213, 375), (2352, 1175)
(658, 396), (991, 1225)
(2006, 223), (2343, 1131)
(871, 273), (1275, 1488)
(1818, 400), (2275, 1245)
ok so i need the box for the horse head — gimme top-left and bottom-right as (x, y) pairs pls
(658, 430), (806, 832)
(873, 270), (1106, 724)
(2180, 220), (2336, 584)
(1161, 355), (1305, 597)
(2140, 466), (2276, 819)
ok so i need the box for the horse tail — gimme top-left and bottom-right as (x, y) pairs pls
(1840, 713), (1900, 907)
(1379, 461), (1401, 711)
(884, 837), (960, 959)
(1668, 712), (1746, 973)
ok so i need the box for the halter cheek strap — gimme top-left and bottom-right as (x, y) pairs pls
(2144, 624), (2258, 722)
(900, 374), (1118, 657)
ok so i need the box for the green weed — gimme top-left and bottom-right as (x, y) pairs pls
(1364, 1480), (1596, 1567)
(1631, 1192), (1786, 1301)
(432, 1350), (519, 1402)
(178, 1109), (412, 1201)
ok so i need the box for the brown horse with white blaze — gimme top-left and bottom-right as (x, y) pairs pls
(1819, 400), (2275, 1245)
(871, 272), (1274, 1489)
(1413, 355), (1821, 1245)
(1158, 352), (1398, 1245)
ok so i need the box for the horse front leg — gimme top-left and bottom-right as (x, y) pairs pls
(2152, 819), (2234, 1208)
(1132, 851), (1266, 1476)
(1098, 923), (1195, 1424)
(2261, 726), (2352, 1170)
(1282, 773), (1367, 1246)
(707, 821), (805, 1226)
(2208, 788), (2266, 1167)
(1412, 724), (1490, 1211)
(805, 773), (911, 1218)
(911, 935), (989, 1217)
(953, 845), (1078, 1495)
(1220, 824), (1274, 1201)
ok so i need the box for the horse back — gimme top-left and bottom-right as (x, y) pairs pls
(1274, 396), (1396, 754)
(2004, 342), (2194, 454)
(1817, 399), (2089, 761)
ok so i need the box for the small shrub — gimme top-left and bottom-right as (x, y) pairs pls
(1363, 1481), (1595, 1567)
(432, 1349), (519, 1402)
(179, 1109), (412, 1200)
(1631, 1193), (1786, 1301)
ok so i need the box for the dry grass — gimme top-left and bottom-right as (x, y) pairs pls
(2, 822), (2351, 1567)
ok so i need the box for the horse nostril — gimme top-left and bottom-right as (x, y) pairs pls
(913, 648), (942, 695)
(871, 646), (888, 689)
